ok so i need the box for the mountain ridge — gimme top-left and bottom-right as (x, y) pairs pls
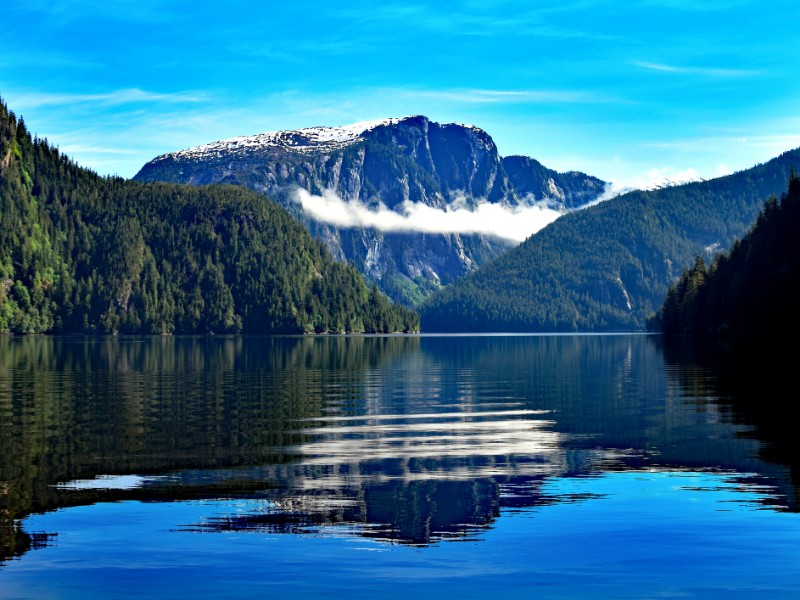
(158, 116), (490, 161)
(418, 147), (800, 332)
(134, 115), (607, 305)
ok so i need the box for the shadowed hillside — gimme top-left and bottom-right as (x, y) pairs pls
(419, 150), (800, 332)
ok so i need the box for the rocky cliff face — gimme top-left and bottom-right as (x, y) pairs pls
(502, 155), (606, 209)
(134, 116), (606, 305)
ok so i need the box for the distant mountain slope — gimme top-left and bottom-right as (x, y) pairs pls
(419, 149), (800, 332)
(502, 155), (606, 209)
(0, 97), (418, 334)
(134, 115), (606, 305)
(651, 175), (800, 340)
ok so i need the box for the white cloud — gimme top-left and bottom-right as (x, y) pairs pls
(54, 142), (139, 156)
(643, 133), (800, 154)
(412, 88), (618, 105)
(633, 61), (759, 78)
(12, 88), (203, 108)
(627, 166), (705, 189)
(593, 166), (707, 202)
(294, 188), (563, 243)
(715, 164), (734, 177)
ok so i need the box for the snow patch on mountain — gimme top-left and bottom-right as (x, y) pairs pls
(154, 116), (492, 162)
(167, 117), (409, 160)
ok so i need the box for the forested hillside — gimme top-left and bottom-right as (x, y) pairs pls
(0, 98), (418, 334)
(419, 149), (800, 332)
(651, 175), (800, 340)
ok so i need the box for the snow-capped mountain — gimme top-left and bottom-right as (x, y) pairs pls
(172, 117), (409, 159)
(134, 116), (606, 306)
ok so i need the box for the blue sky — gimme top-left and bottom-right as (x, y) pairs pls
(3, 0), (800, 189)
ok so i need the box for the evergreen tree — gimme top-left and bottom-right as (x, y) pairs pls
(0, 97), (419, 335)
(650, 176), (800, 341)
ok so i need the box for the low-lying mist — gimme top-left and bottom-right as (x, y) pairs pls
(294, 188), (566, 243)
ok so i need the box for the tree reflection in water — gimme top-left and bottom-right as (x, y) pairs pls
(0, 334), (796, 563)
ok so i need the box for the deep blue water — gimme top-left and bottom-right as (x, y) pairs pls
(1, 334), (798, 599)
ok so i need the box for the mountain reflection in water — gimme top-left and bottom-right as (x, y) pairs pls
(0, 334), (797, 560)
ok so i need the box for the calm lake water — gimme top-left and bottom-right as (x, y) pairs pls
(1, 334), (799, 599)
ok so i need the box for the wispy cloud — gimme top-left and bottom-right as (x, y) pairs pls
(0, 50), (99, 70)
(639, 0), (753, 11)
(332, 2), (619, 41)
(55, 143), (139, 156)
(630, 166), (702, 190)
(593, 166), (707, 202)
(12, 88), (205, 108)
(633, 61), (760, 78)
(411, 88), (620, 105)
(642, 133), (800, 153)
(230, 37), (376, 61)
(295, 189), (563, 243)
(10, 0), (177, 26)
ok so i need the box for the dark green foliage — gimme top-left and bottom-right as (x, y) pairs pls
(420, 151), (800, 332)
(0, 98), (418, 334)
(651, 176), (800, 341)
